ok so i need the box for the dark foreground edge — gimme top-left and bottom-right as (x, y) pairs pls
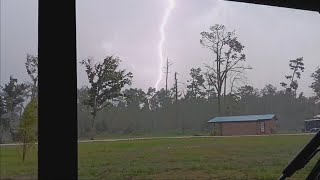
(38, 0), (78, 179)
(37, 1), (318, 180)
(278, 130), (320, 180)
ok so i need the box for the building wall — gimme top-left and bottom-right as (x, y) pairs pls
(219, 118), (276, 136)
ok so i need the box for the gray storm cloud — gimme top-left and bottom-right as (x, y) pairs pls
(1, 0), (320, 96)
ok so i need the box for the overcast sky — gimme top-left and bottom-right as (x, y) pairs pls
(1, 0), (320, 96)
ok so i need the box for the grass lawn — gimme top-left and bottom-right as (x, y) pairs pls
(78, 130), (208, 141)
(1, 134), (319, 180)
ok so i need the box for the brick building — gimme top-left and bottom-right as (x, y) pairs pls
(207, 114), (278, 136)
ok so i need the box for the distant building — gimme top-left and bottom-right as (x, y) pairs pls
(207, 114), (278, 136)
(304, 115), (320, 132)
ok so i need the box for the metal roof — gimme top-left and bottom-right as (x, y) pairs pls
(314, 115), (320, 119)
(304, 115), (320, 122)
(208, 114), (277, 123)
(305, 119), (320, 122)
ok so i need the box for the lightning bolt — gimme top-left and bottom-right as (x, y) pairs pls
(155, 0), (175, 91)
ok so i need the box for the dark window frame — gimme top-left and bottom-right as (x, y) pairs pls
(37, 1), (319, 179)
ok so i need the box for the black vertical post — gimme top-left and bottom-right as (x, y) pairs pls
(38, 1), (78, 179)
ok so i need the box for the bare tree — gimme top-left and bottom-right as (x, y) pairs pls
(200, 24), (250, 114)
(310, 66), (320, 101)
(280, 57), (305, 98)
(164, 58), (174, 96)
(229, 70), (248, 94)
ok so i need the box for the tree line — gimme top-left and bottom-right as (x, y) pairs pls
(0, 24), (319, 144)
(77, 24), (320, 139)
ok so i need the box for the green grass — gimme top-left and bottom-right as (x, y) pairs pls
(1, 135), (319, 179)
(0, 145), (38, 180)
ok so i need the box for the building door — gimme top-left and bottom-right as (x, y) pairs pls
(260, 121), (265, 133)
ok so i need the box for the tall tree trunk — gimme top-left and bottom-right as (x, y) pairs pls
(290, 68), (297, 99)
(175, 72), (178, 103)
(165, 58), (172, 97)
(22, 128), (27, 162)
(207, 84), (210, 100)
(9, 126), (16, 142)
(223, 74), (227, 115)
(217, 92), (221, 115)
(174, 72), (178, 129)
(165, 60), (168, 95)
(216, 43), (221, 115)
(0, 125), (4, 144)
(31, 81), (37, 101)
(90, 112), (97, 140)
(223, 58), (229, 115)
(191, 77), (195, 98)
(182, 112), (185, 135)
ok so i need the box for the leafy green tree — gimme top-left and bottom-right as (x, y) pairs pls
(260, 84), (277, 112)
(2, 76), (28, 141)
(124, 88), (148, 109)
(310, 67), (320, 100)
(78, 86), (90, 111)
(17, 99), (38, 162)
(77, 86), (91, 138)
(146, 87), (158, 111)
(17, 53), (39, 143)
(236, 85), (260, 114)
(171, 72), (181, 129)
(25, 54), (38, 100)
(280, 57), (305, 97)
(261, 84), (277, 96)
(186, 68), (206, 100)
(0, 89), (9, 143)
(3, 77), (27, 110)
(155, 88), (172, 108)
(80, 56), (133, 139)
(123, 88), (148, 132)
(203, 70), (217, 101)
(223, 93), (239, 116)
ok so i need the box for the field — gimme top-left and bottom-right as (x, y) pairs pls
(1, 134), (319, 180)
